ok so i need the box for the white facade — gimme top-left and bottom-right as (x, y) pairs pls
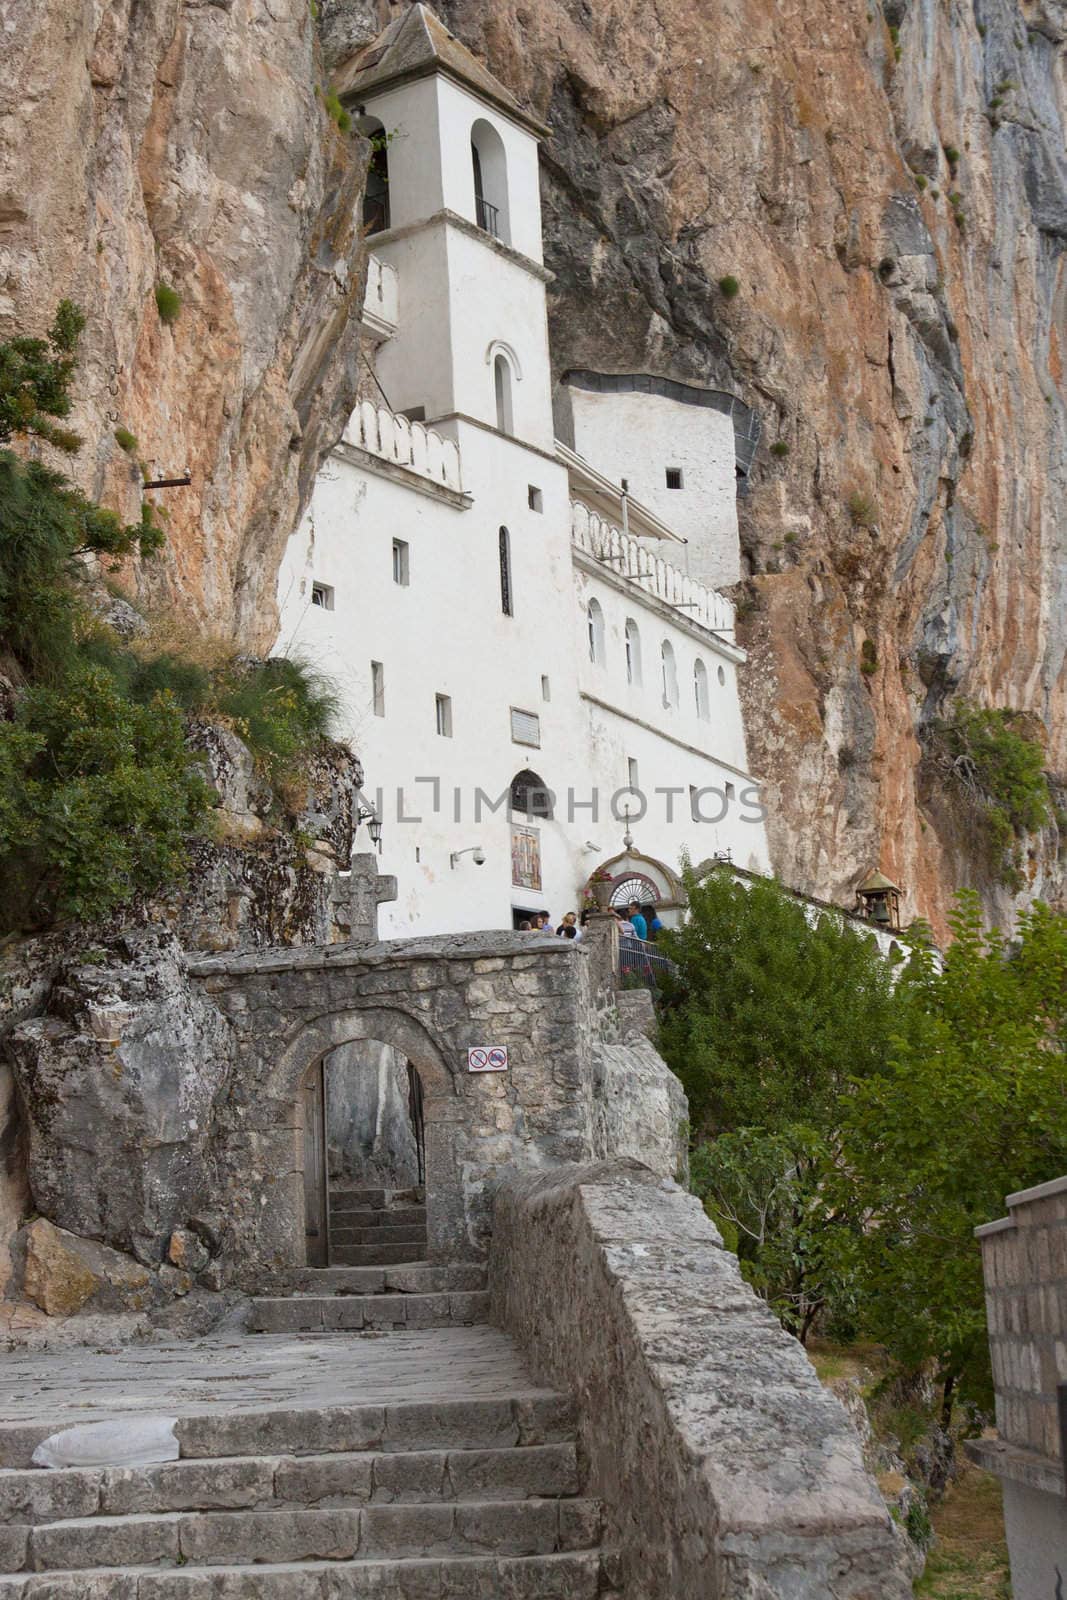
(276, 7), (770, 937)
(566, 381), (742, 590)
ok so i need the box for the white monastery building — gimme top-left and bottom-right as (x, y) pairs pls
(276, 5), (772, 937)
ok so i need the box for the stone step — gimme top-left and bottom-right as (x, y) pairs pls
(328, 1206), (427, 1229)
(13, 1497), (602, 1572)
(263, 1263), (487, 1297)
(329, 1243), (428, 1267)
(247, 1291), (489, 1334)
(328, 1188), (423, 1210)
(0, 1443), (581, 1526)
(0, 1549), (604, 1597)
(327, 1225), (427, 1248)
(0, 1394), (574, 1472)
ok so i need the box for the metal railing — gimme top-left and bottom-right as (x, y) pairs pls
(476, 196), (501, 237)
(618, 935), (677, 989)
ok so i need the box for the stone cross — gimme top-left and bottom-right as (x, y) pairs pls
(340, 852), (398, 944)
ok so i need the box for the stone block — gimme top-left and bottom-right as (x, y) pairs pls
(22, 1219), (151, 1318)
(360, 1501), (455, 1555)
(0, 1525), (27, 1572)
(177, 1405), (386, 1461)
(384, 1401), (516, 1453)
(370, 1450), (449, 1503)
(558, 1498), (603, 1550)
(275, 1454), (375, 1506)
(446, 1443), (578, 1503)
(29, 1510), (179, 1570)
(177, 1507), (361, 1564)
(0, 1467), (100, 1525)
(453, 1498), (559, 1554)
(100, 1456), (274, 1516)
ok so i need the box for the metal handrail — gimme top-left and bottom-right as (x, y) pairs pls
(618, 935), (677, 988)
(476, 196), (500, 237)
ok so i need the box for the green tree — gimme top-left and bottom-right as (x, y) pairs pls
(0, 300), (86, 453)
(0, 667), (210, 929)
(839, 893), (1067, 1423)
(658, 865), (907, 1338)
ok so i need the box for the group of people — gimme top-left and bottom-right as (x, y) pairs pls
(517, 901), (661, 942)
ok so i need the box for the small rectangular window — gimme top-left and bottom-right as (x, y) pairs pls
(528, 485), (543, 512)
(620, 477), (629, 493)
(371, 660), (385, 717)
(510, 707), (541, 748)
(435, 693), (453, 738)
(398, 405), (426, 422)
(689, 784), (700, 822)
(311, 581), (334, 610)
(392, 538), (409, 586)
(541, 675), (551, 702)
(665, 467), (684, 490)
(724, 781), (736, 802)
(627, 757), (640, 789)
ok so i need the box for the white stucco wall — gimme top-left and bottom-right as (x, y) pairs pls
(277, 55), (769, 938)
(568, 386), (741, 588)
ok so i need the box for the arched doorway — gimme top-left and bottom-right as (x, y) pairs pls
(283, 1006), (460, 1266)
(301, 1043), (426, 1268)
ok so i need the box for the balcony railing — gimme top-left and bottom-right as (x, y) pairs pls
(475, 196), (500, 238)
(619, 935), (678, 990)
(570, 501), (736, 637)
(343, 399), (463, 493)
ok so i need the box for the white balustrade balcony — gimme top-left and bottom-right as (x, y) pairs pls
(344, 399), (463, 493)
(361, 255), (399, 339)
(571, 501), (736, 638)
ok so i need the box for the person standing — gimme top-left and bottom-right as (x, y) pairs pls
(627, 900), (648, 941)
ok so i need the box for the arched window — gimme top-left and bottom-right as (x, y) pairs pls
(587, 598), (605, 664)
(661, 640), (679, 708)
(470, 118), (510, 242)
(694, 657), (710, 720)
(511, 769), (553, 820)
(499, 526), (513, 616)
(359, 119), (390, 234)
(624, 618), (642, 686)
(494, 354), (514, 435)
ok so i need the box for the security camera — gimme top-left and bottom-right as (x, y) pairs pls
(472, 847), (486, 866)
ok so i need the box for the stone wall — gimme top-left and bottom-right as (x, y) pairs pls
(489, 1161), (912, 1599)
(968, 1174), (1067, 1600)
(189, 929), (686, 1283)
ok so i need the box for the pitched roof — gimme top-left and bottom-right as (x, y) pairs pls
(857, 869), (902, 895)
(334, 4), (550, 137)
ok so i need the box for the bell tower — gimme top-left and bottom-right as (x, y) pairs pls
(336, 4), (555, 450)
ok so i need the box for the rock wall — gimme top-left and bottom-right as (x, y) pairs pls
(324, 0), (1067, 936)
(324, 1040), (421, 1187)
(490, 1161), (913, 1598)
(0, 0), (368, 646)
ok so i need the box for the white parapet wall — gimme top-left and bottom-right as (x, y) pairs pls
(343, 398), (463, 493)
(571, 501), (736, 639)
(490, 1161), (913, 1599)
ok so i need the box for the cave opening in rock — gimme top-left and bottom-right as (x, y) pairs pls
(301, 1043), (426, 1269)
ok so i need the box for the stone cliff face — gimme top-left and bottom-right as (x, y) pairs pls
(0, 0), (367, 647)
(324, 0), (1067, 933)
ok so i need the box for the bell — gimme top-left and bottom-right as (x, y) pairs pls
(870, 897), (891, 924)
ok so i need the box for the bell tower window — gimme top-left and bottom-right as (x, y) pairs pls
(360, 120), (390, 235)
(494, 353), (514, 435)
(470, 119), (510, 243)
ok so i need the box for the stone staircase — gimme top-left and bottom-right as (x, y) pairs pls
(247, 1184), (491, 1335)
(0, 1385), (603, 1595)
(328, 1184), (428, 1267)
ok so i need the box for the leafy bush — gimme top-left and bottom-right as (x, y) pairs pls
(770, 440), (790, 458)
(943, 143), (960, 169)
(847, 489), (878, 528)
(154, 283), (182, 325)
(860, 638), (878, 675)
(0, 300), (85, 454)
(718, 275), (741, 299)
(0, 667), (211, 929)
(922, 699), (1051, 881)
(322, 91), (352, 133)
(0, 451), (163, 679)
(114, 427), (138, 454)
(212, 656), (338, 783)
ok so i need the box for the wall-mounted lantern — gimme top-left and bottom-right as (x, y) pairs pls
(856, 869), (903, 931)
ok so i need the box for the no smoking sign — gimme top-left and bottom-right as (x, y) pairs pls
(467, 1045), (509, 1074)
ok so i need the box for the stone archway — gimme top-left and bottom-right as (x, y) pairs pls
(275, 1007), (463, 1268)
